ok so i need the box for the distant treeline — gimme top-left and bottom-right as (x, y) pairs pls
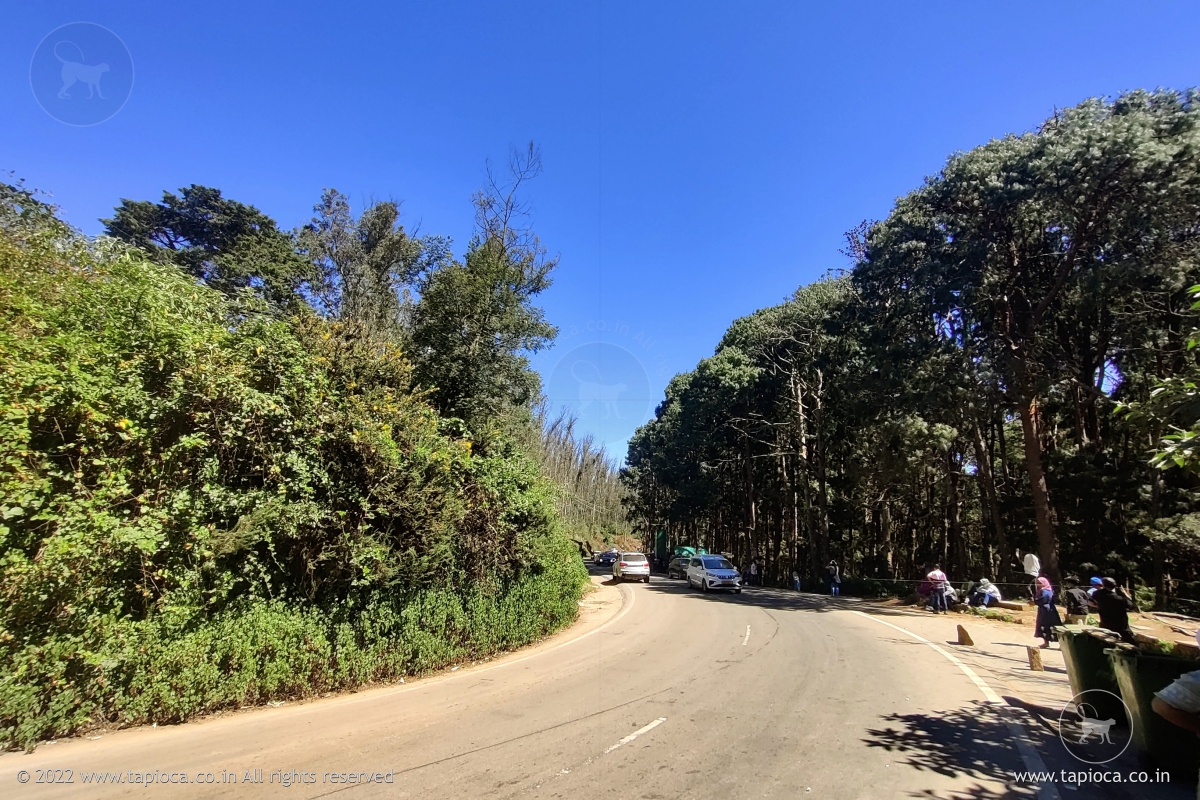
(623, 91), (1200, 608)
(0, 147), (623, 748)
(524, 402), (631, 549)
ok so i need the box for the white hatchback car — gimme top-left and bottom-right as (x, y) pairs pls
(686, 555), (742, 593)
(613, 552), (651, 583)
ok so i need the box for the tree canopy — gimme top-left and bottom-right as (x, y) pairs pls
(624, 90), (1200, 607)
(104, 184), (313, 305)
(0, 147), (622, 747)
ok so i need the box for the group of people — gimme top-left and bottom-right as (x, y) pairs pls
(914, 563), (957, 612)
(914, 565), (1137, 651)
(1032, 573), (1137, 648)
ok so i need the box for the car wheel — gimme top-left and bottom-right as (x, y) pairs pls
(643, 576), (650, 584)
(701, 579), (709, 592)
(735, 588), (742, 594)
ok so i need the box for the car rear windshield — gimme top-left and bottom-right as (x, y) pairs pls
(702, 557), (734, 570)
(622, 554), (647, 562)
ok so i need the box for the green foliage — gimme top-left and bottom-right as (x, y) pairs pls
(625, 91), (1200, 607)
(103, 185), (314, 307)
(0, 185), (586, 749)
(410, 146), (558, 429)
(411, 235), (556, 428)
(959, 606), (1020, 625)
(296, 189), (449, 341)
(1128, 285), (1200, 472)
(2, 564), (582, 749)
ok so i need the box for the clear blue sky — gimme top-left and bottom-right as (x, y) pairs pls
(4, 1), (1198, 458)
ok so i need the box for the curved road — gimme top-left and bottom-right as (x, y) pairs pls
(1, 568), (1168, 799)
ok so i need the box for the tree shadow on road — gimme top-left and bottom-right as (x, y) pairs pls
(643, 579), (942, 619)
(862, 701), (1037, 799)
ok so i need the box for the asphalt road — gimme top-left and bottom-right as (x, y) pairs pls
(2, 567), (1181, 799)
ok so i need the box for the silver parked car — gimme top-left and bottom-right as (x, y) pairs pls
(686, 555), (742, 593)
(613, 552), (651, 583)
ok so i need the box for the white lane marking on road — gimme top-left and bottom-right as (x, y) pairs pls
(604, 717), (667, 754)
(850, 611), (1061, 800)
(742, 625), (751, 646)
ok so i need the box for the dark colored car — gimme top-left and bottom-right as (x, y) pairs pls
(667, 554), (692, 579)
(594, 548), (620, 567)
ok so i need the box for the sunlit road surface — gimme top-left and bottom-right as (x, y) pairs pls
(3, 567), (1190, 800)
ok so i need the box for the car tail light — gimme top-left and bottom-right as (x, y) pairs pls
(619, 562), (628, 567)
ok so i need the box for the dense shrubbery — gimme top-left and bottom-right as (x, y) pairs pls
(0, 184), (587, 749)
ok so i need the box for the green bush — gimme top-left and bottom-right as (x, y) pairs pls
(0, 185), (587, 749)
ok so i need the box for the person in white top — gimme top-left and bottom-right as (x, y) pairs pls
(968, 578), (1002, 607)
(927, 564), (949, 613)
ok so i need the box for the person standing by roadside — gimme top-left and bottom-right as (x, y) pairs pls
(827, 560), (841, 596)
(1063, 576), (1091, 625)
(748, 558), (759, 587)
(1022, 553), (1042, 602)
(1092, 577), (1137, 644)
(1034, 576), (1063, 648)
(792, 570), (801, 591)
(927, 564), (948, 613)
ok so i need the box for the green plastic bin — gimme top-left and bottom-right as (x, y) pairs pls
(1108, 646), (1200, 781)
(1057, 625), (1126, 725)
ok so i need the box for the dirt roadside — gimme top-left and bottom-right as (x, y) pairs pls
(868, 594), (1200, 655)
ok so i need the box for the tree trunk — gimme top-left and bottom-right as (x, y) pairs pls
(1016, 392), (1060, 582)
(1151, 467), (1167, 610)
(790, 453), (800, 579)
(948, 458), (967, 579)
(815, 370), (830, 565)
(970, 409), (1010, 580)
(744, 434), (757, 562)
(881, 500), (893, 576)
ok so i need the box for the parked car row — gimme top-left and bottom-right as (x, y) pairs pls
(595, 548), (742, 593)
